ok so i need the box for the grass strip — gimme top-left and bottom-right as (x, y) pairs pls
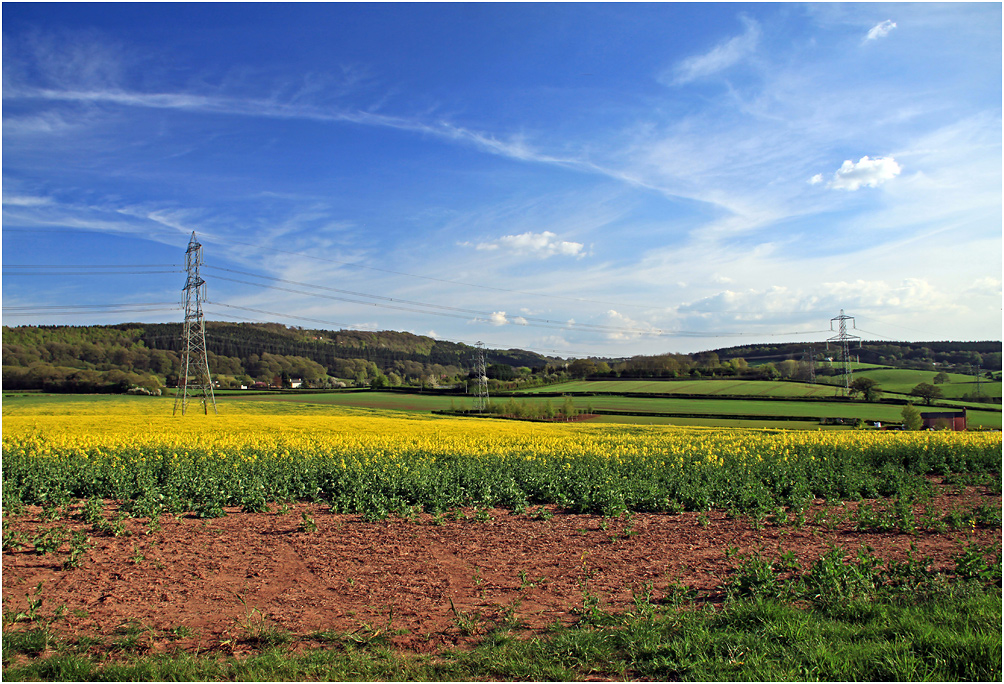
(4, 585), (999, 681)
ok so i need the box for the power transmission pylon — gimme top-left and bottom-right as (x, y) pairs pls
(473, 341), (489, 413)
(826, 309), (861, 395)
(173, 232), (217, 415)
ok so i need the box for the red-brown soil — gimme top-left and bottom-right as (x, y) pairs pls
(2, 480), (1000, 657)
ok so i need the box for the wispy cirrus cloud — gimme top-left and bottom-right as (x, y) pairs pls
(865, 20), (897, 41)
(664, 16), (760, 85)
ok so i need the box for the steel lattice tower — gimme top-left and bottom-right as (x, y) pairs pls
(826, 309), (861, 395)
(474, 341), (489, 412)
(173, 232), (217, 416)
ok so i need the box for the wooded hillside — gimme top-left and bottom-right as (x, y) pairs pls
(2, 322), (558, 392)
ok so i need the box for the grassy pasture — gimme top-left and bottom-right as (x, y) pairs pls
(828, 367), (1003, 399)
(4, 391), (1000, 429)
(519, 379), (842, 397)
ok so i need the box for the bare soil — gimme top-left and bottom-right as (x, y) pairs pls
(2, 481), (1000, 657)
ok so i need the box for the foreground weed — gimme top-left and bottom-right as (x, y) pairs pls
(9, 582), (46, 623)
(62, 532), (92, 570)
(298, 511), (318, 533)
(448, 598), (486, 636)
(954, 540), (1002, 585)
(2, 521), (29, 552)
(32, 526), (69, 556)
(225, 595), (290, 648)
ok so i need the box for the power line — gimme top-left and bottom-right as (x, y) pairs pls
(3, 264), (181, 268)
(2, 304), (181, 317)
(203, 266), (828, 339)
(3, 270), (183, 276)
(202, 234), (661, 311)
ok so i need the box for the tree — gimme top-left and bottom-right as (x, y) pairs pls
(901, 403), (922, 430)
(910, 382), (942, 406)
(568, 358), (597, 379)
(933, 371), (950, 385)
(849, 377), (881, 402)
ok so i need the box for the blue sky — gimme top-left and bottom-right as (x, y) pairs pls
(3, 3), (1001, 357)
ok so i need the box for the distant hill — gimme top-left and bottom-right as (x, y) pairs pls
(706, 341), (1001, 372)
(3, 322), (998, 394)
(2, 322), (560, 392)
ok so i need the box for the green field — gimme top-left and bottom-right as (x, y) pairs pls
(520, 379), (841, 397)
(6, 387), (1000, 429)
(822, 367), (1003, 399)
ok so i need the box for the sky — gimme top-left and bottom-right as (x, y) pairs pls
(3, 2), (1001, 358)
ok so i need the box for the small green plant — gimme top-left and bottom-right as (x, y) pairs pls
(696, 513), (710, 528)
(474, 507), (493, 522)
(168, 625), (193, 640)
(11, 582), (45, 623)
(517, 569), (545, 589)
(725, 551), (781, 600)
(195, 502), (227, 519)
(448, 597), (485, 636)
(275, 502), (291, 515)
(81, 497), (105, 524)
(531, 506), (554, 521)
(225, 595), (290, 647)
(971, 502), (1001, 528)
(2, 520), (29, 551)
(768, 506), (789, 526)
(62, 531), (92, 570)
(130, 544), (145, 565)
(93, 512), (132, 538)
(942, 507), (973, 531)
(32, 526), (69, 555)
(299, 510), (318, 533)
(39, 504), (64, 522)
(954, 541), (1002, 585)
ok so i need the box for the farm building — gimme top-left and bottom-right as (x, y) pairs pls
(920, 409), (967, 431)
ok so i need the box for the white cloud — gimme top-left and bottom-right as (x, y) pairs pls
(475, 231), (585, 258)
(667, 16), (760, 85)
(2, 194), (52, 207)
(603, 309), (659, 341)
(964, 277), (1002, 297)
(489, 311), (508, 326)
(814, 156), (902, 191)
(865, 20), (897, 41)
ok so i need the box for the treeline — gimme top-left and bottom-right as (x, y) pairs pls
(548, 353), (821, 381)
(706, 341), (1002, 372)
(4, 322), (999, 394)
(1, 323), (558, 392)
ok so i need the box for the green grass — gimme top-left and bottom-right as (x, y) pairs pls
(521, 379), (841, 397)
(827, 367), (1003, 399)
(4, 581), (999, 682)
(5, 387), (1000, 429)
